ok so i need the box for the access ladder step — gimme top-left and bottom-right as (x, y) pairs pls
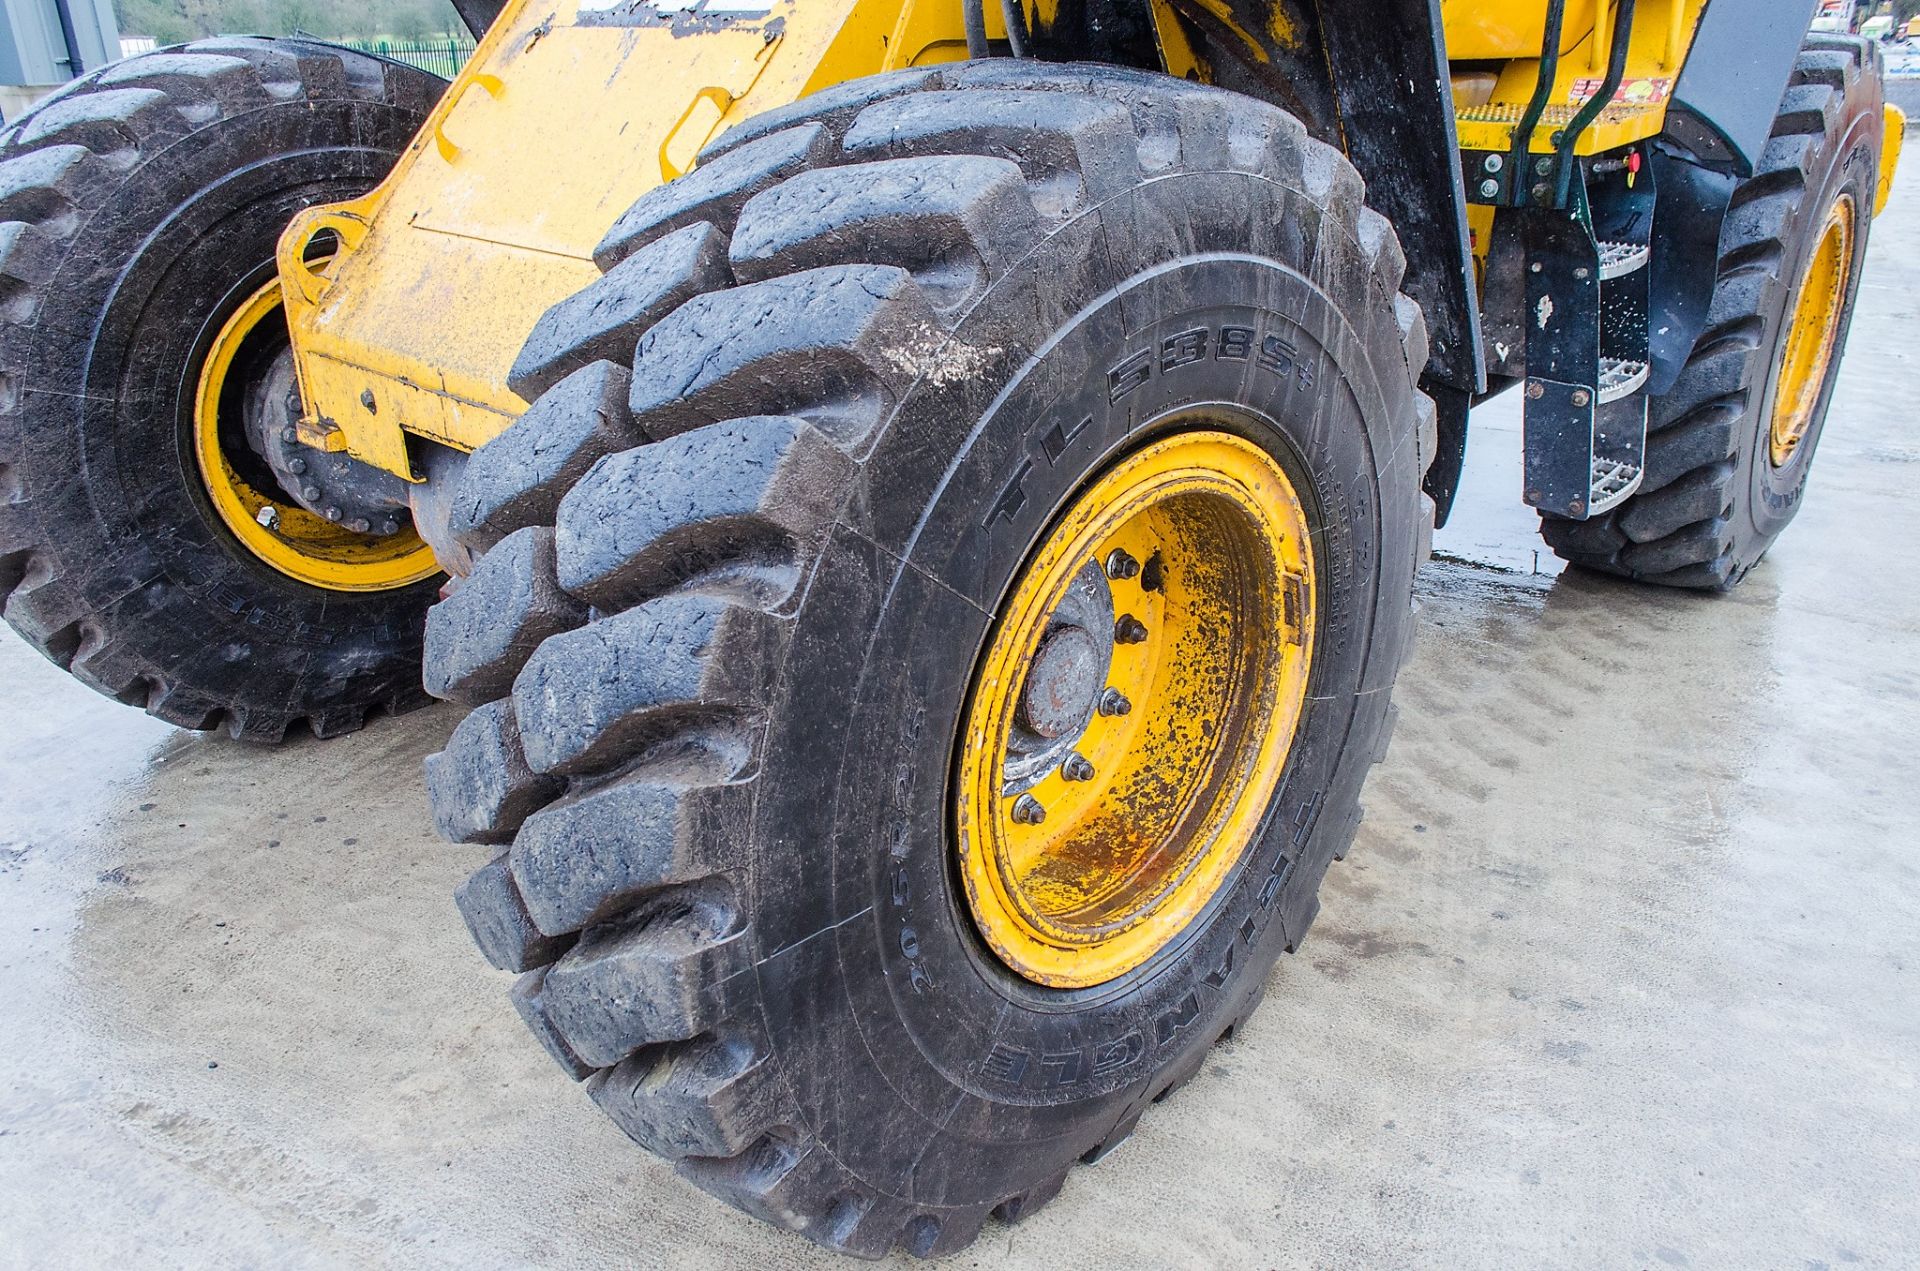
(1598, 240), (1650, 280)
(1597, 357), (1650, 404)
(1587, 456), (1645, 514)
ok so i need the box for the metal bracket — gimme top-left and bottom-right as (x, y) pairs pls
(1521, 175), (1650, 520)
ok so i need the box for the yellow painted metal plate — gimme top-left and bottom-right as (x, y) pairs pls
(1448, 0), (1705, 157)
(955, 431), (1315, 989)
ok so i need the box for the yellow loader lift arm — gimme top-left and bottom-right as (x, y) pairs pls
(276, 0), (1027, 482)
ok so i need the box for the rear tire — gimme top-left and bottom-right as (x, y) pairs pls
(425, 63), (1434, 1256)
(0, 40), (445, 740)
(1540, 37), (1885, 589)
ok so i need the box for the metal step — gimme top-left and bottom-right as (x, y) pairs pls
(1587, 457), (1645, 514)
(1597, 357), (1650, 404)
(1598, 240), (1650, 280)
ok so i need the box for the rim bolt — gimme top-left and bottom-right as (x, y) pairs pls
(1062, 754), (1095, 783)
(1105, 549), (1140, 581)
(1011, 794), (1047, 825)
(1098, 688), (1132, 717)
(1114, 614), (1148, 644)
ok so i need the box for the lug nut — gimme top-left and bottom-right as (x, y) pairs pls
(1098, 688), (1132, 717)
(380, 520), (400, 536)
(1105, 549), (1140, 581)
(324, 506), (343, 522)
(281, 426), (298, 444)
(1114, 615), (1148, 644)
(301, 486), (322, 503)
(348, 517), (371, 534)
(287, 457), (307, 475)
(1011, 794), (1047, 825)
(1062, 754), (1095, 783)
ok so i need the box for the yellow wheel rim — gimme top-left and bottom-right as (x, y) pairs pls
(955, 431), (1316, 989)
(192, 279), (439, 592)
(1769, 194), (1856, 469)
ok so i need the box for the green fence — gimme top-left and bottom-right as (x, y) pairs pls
(336, 35), (477, 80)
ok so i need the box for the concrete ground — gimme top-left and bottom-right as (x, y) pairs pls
(4, 192), (1919, 1271)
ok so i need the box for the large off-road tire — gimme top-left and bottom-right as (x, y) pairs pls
(1541, 37), (1886, 588)
(425, 62), (1434, 1256)
(0, 40), (445, 740)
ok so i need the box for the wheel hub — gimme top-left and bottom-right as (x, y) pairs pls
(242, 345), (410, 536)
(955, 430), (1317, 989)
(1769, 193), (1856, 469)
(1017, 625), (1104, 741)
(193, 277), (439, 592)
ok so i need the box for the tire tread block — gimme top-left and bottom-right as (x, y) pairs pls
(541, 886), (746, 1068)
(625, 264), (939, 451)
(590, 1034), (780, 1160)
(12, 88), (181, 158)
(424, 698), (564, 845)
(458, 851), (575, 973)
(424, 524), (588, 706)
(511, 772), (744, 936)
(729, 155), (1041, 312)
(510, 221), (731, 402)
(511, 592), (774, 777)
(842, 90), (1144, 216)
(596, 123), (834, 271)
(554, 415), (851, 613)
(449, 360), (638, 555)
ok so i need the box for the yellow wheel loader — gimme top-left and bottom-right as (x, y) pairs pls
(0, 0), (1901, 1255)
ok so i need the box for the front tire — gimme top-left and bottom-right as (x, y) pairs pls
(0, 40), (446, 740)
(1541, 37), (1886, 588)
(424, 63), (1434, 1256)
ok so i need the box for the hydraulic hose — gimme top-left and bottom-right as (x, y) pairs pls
(1000, 0), (1030, 57)
(964, 0), (991, 58)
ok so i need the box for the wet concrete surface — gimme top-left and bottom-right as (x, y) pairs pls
(5, 197), (1920, 1271)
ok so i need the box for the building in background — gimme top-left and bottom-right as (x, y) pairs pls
(1, 0), (121, 122)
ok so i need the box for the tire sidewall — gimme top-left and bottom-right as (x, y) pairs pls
(745, 173), (1417, 1204)
(1743, 111), (1880, 544)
